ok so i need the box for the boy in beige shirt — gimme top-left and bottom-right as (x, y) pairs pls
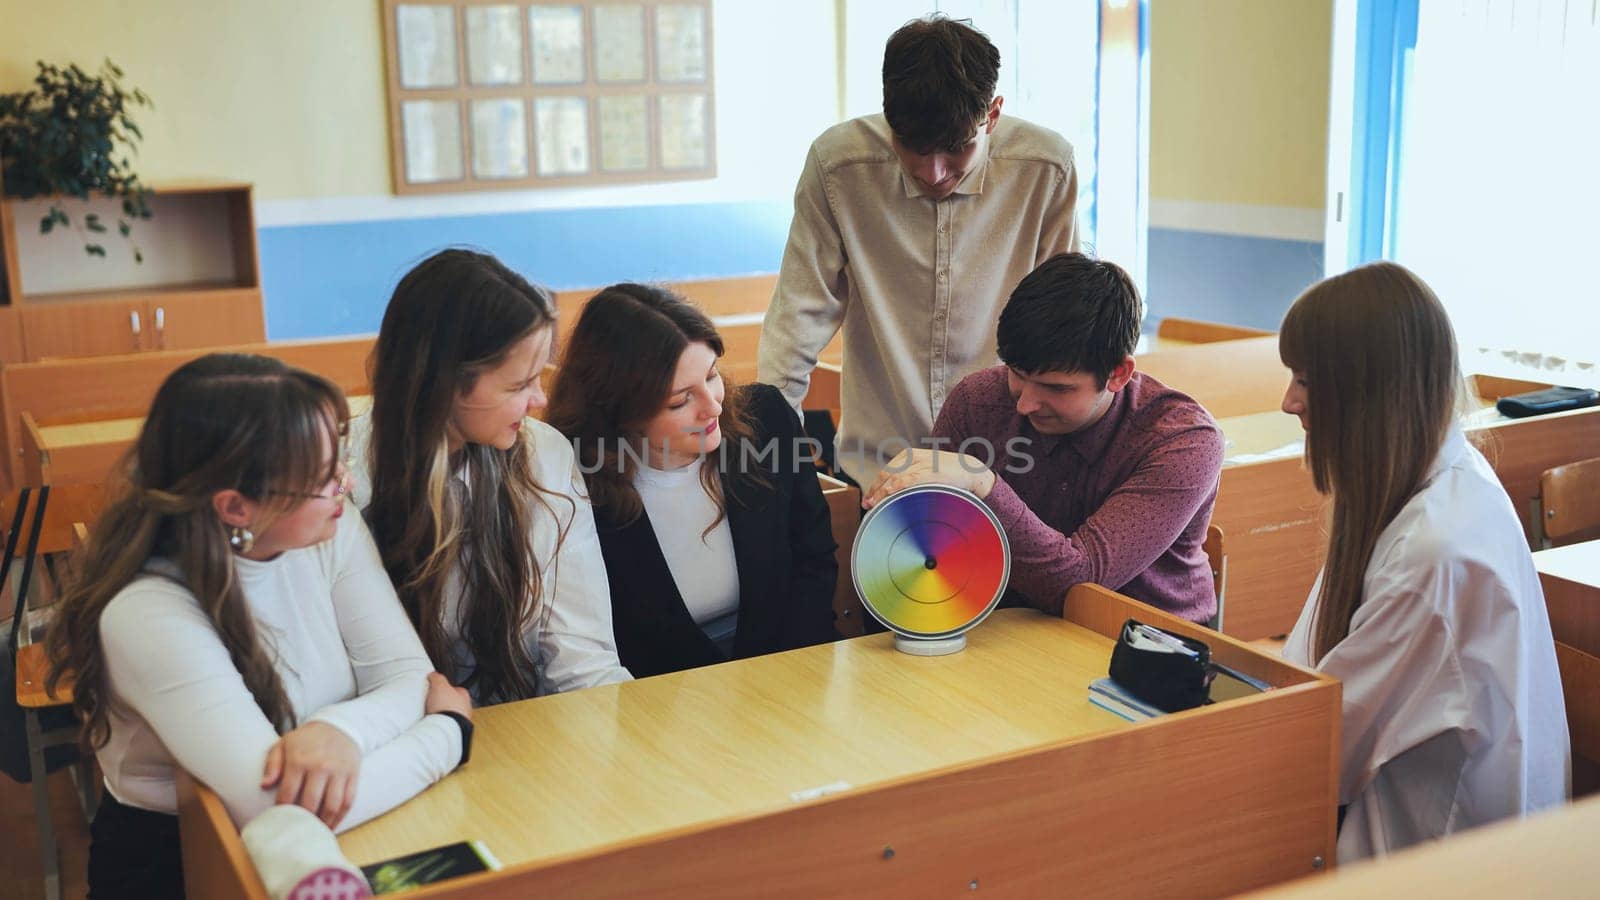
(758, 14), (1081, 486)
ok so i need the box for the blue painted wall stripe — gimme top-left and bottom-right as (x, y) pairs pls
(1147, 228), (1324, 332)
(257, 200), (794, 340)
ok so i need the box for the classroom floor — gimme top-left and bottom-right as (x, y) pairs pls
(2, 769), (91, 900)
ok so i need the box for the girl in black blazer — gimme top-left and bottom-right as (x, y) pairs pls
(546, 283), (839, 677)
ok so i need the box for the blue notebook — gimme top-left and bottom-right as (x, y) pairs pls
(1088, 677), (1165, 721)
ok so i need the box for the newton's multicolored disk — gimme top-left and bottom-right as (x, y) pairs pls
(852, 484), (1010, 640)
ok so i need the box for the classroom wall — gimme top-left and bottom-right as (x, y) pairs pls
(1, 0), (840, 338)
(1147, 0), (1332, 330)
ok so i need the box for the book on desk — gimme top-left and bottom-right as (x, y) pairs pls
(1089, 663), (1272, 722)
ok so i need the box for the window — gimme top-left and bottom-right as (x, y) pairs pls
(382, 1), (716, 194)
(1345, 0), (1600, 375)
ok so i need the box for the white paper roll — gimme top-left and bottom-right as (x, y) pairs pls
(240, 805), (371, 900)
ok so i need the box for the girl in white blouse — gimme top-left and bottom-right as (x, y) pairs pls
(46, 354), (471, 899)
(1277, 261), (1569, 861)
(353, 249), (631, 703)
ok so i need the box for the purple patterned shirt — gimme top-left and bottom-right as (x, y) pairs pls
(933, 367), (1223, 622)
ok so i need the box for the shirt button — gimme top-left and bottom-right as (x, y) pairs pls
(938, 271), (948, 282)
(938, 224), (947, 234)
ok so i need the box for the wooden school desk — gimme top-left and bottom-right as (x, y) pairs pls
(1246, 794), (1600, 899)
(1534, 539), (1600, 794)
(1537, 540), (1600, 657)
(179, 584), (1342, 899)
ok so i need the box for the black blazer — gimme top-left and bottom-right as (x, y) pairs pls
(593, 384), (840, 678)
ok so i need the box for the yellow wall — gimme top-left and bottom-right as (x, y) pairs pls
(2, 1), (841, 205)
(1150, 0), (1332, 209)
(2, 0), (390, 200)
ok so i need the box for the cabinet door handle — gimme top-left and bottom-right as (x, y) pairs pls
(130, 310), (142, 351)
(155, 306), (167, 349)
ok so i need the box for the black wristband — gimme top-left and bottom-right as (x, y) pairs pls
(438, 711), (474, 768)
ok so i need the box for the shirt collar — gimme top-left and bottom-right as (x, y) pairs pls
(1421, 424), (1469, 487)
(1011, 378), (1132, 462)
(897, 139), (993, 200)
(1060, 384), (1130, 461)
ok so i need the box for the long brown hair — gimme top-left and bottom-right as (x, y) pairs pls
(46, 354), (349, 749)
(1279, 261), (1461, 663)
(545, 283), (757, 531)
(364, 248), (566, 702)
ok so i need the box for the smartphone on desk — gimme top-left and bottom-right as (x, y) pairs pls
(361, 840), (500, 894)
(1207, 663), (1271, 704)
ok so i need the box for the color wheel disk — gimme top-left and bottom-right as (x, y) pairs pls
(852, 484), (1010, 640)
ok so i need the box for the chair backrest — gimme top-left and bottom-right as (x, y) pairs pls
(1541, 456), (1600, 546)
(3, 484), (110, 650)
(0, 483), (109, 557)
(1155, 317), (1274, 344)
(1203, 523), (1226, 631)
(818, 473), (865, 637)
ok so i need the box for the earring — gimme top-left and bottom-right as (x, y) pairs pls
(229, 525), (255, 554)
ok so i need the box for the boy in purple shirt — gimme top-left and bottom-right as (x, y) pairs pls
(864, 253), (1223, 621)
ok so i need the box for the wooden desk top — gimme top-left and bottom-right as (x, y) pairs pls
(1219, 411), (1304, 464)
(38, 395), (377, 452)
(1249, 795), (1600, 898)
(1134, 334), (1196, 354)
(336, 608), (1129, 868)
(1534, 540), (1600, 590)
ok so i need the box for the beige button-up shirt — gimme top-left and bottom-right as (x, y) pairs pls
(758, 113), (1080, 485)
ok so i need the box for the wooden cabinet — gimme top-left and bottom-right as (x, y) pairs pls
(150, 289), (264, 352)
(0, 181), (265, 363)
(12, 288), (265, 360)
(18, 300), (147, 359)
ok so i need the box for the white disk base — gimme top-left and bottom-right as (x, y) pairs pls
(893, 634), (968, 656)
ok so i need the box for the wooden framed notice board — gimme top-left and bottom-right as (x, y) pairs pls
(381, 0), (716, 194)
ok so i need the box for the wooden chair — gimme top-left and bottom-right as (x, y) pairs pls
(1155, 317), (1274, 345)
(4, 487), (102, 900)
(818, 473), (865, 638)
(1539, 456), (1600, 547)
(1203, 523), (1227, 632)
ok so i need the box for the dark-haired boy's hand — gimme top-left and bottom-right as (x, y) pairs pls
(863, 449), (997, 509)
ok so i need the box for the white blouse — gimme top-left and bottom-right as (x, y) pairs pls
(98, 511), (461, 831)
(633, 457), (741, 626)
(348, 414), (631, 698)
(1284, 427), (1569, 862)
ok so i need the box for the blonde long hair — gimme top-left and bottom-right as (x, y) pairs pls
(47, 354), (349, 749)
(364, 249), (568, 703)
(1279, 262), (1462, 663)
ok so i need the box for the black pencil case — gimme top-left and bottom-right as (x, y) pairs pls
(1495, 386), (1598, 419)
(1107, 618), (1213, 713)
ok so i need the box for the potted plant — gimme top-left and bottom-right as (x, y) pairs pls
(0, 58), (154, 263)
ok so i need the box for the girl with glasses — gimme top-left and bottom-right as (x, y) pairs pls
(47, 354), (472, 898)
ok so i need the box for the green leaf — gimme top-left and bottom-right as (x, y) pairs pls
(134, 249), (144, 264)
(40, 216), (53, 234)
(118, 219), (131, 237)
(85, 243), (106, 256)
